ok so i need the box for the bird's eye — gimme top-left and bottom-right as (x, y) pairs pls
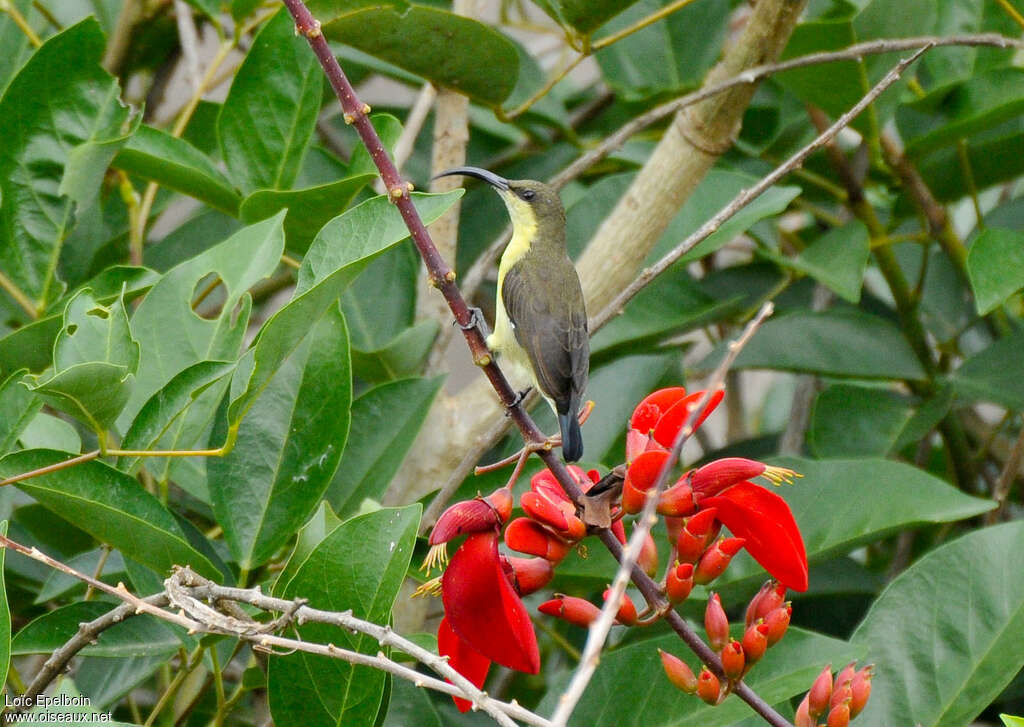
(520, 189), (536, 201)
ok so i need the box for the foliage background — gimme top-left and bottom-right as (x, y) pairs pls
(0, 0), (1022, 725)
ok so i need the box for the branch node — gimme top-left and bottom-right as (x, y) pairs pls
(296, 19), (321, 38)
(474, 354), (492, 367)
(389, 185), (407, 201)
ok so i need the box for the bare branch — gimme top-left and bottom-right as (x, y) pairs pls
(590, 46), (931, 333)
(550, 303), (774, 726)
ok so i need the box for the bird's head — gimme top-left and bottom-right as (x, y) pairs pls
(434, 166), (565, 234)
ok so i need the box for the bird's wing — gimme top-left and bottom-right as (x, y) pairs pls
(502, 260), (589, 414)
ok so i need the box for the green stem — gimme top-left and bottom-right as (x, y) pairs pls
(143, 647), (205, 727)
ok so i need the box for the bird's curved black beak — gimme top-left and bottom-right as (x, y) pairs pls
(433, 166), (509, 192)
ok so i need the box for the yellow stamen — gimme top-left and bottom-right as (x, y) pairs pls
(420, 544), (449, 573)
(760, 466), (801, 486)
(412, 577), (443, 599)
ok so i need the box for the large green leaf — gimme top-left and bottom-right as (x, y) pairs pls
(273, 500), (342, 597)
(0, 18), (133, 311)
(120, 212), (285, 430)
(321, 5), (518, 106)
(17, 412), (81, 453)
(0, 370), (40, 456)
(227, 192), (460, 427)
(350, 321), (438, 383)
(0, 450), (219, 580)
(114, 125), (242, 215)
(715, 456), (994, 590)
(0, 0), (31, 95)
(852, 521), (1024, 726)
(209, 305), (351, 570)
(28, 289), (140, 433)
(13, 601), (180, 657)
(709, 309), (928, 381)
(119, 360), (237, 474)
(783, 221), (870, 303)
(327, 376), (443, 516)
(951, 328), (1024, 410)
(537, 628), (859, 726)
(239, 174), (375, 253)
(342, 242), (419, 352)
(556, 0), (643, 34)
(267, 505), (419, 727)
(218, 8), (322, 193)
(966, 228), (1024, 314)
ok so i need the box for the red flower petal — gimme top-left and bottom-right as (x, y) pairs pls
(438, 616), (491, 713)
(652, 389), (725, 447)
(630, 387), (688, 432)
(691, 457), (766, 497)
(625, 449), (672, 492)
(429, 498), (501, 545)
(701, 481), (808, 592)
(442, 532), (541, 673)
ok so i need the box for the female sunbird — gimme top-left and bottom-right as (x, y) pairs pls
(436, 167), (589, 462)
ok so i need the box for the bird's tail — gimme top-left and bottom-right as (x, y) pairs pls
(558, 411), (584, 463)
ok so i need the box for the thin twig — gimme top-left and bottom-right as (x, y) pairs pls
(987, 424), (1024, 524)
(0, 268), (38, 319)
(590, 46), (931, 333)
(0, 450), (101, 487)
(173, 0), (203, 94)
(550, 303), (774, 727)
(0, 0), (42, 46)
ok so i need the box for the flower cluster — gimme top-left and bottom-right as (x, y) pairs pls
(795, 662), (874, 726)
(423, 386), (812, 712)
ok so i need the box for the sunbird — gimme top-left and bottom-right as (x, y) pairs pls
(436, 167), (589, 462)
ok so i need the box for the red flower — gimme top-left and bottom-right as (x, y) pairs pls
(627, 387), (725, 461)
(525, 466), (627, 545)
(438, 531), (540, 712)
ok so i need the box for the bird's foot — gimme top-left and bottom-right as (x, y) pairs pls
(456, 306), (488, 335)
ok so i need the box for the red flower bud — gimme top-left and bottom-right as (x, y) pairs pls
(658, 649), (697, 693)
(691, 458), (766, 496)
(745, 580), (787, 628)
(704, 593), (730, 651)
(849, 666), (873, 718)
(622, 450), (671, 514)
(827, 699), (850, 727)
(808, 664), (833, 719)
(676, 508), (719, 564)
(504, 518), (571, 562)
(651, 389), (725, 448)
(721, 640), (745, 680)
(741, 621), (769, 665)
(638, 532), (659, 577)
(630, 387), (689, 433)
(763, 603), (791, 646)
(795, 695), (815, 727)
(538, 595), (601, 628)
(505, 557), (554, 596)
(833, 662), (856, 696)
(520, 491), (569, 532)
(603, 588), (638, 626)
(611, 519), (627, 544)
(693, 537), (745, 585)
(696, 667), (721, 706)
(430, 497), (502, 545)
(666, 562), (694, 604)
(657, 477), (696, 517)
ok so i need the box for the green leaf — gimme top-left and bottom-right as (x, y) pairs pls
(13, 601), (180, 657)
(228, 192), (459, 426)
(28, 289), (139, 432)
(274, 500), (342, 597)
(341, 242), (419, 352)
(0, 521), (8, 691)
(899, 68), (1024, 157)
(0, 370), (41, 456)
(120, 212), (285, 430)
(267, 505), (420, 727)
(557, 0), (643, 34)
(350, 321), (439, 383)
(17, 412), (81, 453)
(0, 0), (32, 95)
(321, 5), (519, 106)
(24, 679), (137, 724)
(382, 678), (443, 727)
(348, 114), (403, 177)
(114, 125), (242, 215)
(210, 305), (351, 569)
(327, 376), (443, 516)
(709, 309), (928, 380)
(1002, 716), (1024, 727)
(790, 221), (870, 302)
(0, 450), (220, 580)
(852, 521), (1024, 726)
(119, 360), (237, 474)
(538, 628), (859, 726)
(35, 548), (126, 603)
(0, 18), (133, 310)
(951, 328), (1024, 410)
(218, 8), (322, 193)
(966, 228), (1024, 314)
(718, 456), (993, 590)
(239, 174), (375, 253)
(809, 384), (913, 457)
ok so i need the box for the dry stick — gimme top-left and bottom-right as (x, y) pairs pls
(987, 424), (1024, 524)
(172, 0), (203, 94)
(460, 32), (1019, 302)
(551, 303), (774, 727)
(0, 535), (548, 727)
